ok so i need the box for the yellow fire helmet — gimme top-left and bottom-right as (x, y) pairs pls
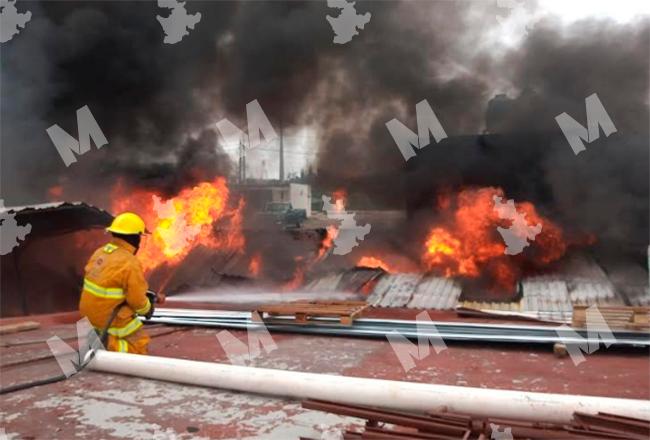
(106, 212), (148, 235)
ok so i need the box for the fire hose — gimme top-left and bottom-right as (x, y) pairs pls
(87, 350), (650, 423)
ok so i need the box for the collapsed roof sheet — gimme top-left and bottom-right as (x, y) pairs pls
(337, 268), (384, 292)
(0, 201), (112, 237)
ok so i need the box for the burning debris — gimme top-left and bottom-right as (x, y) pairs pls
(421, 187), (567, 292)
(356, 256), (393, 273)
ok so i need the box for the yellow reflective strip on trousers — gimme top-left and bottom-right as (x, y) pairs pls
(83, 279), (125, 299)
(117, 339), (128, 352)
(107, 317), (142, 337)
(135, 299), (151, 316)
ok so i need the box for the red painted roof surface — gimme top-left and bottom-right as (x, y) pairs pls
(1, 309), (648, 439)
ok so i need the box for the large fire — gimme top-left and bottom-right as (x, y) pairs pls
(111, 177), (245, 272)
(422, 187), (567, 291)
(357, 256), (393, 273)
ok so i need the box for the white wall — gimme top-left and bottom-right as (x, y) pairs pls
(289, 183), (311, 217)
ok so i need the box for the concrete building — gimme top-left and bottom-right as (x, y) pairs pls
(234, 181), (312, 217)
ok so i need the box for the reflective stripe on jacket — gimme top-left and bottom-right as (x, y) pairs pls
(79, 238), (150, 338)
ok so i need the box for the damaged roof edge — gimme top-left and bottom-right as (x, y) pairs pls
(0, 201), (104, 214)
(1, 201), (114, 237)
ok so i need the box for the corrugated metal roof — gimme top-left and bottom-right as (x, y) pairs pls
(556, 253), (611, 280)
(406, 276), (461, 310)
(304, 273), (345, 292)
(458, 301), (520, 312)
(0, 201), (113, 239)
(0, 201), (83, 213)
(568, 280), (620, 305)
(303, 269), (384, 294)
(521, 277), (570, 311)
(367, 273), (422, 308)
(365, 274), (461, 310)
(597, 261), (649, 306)
(337, 268), (384, 292)
(520, 277), (572, 322)
(628, 288), (650, 306)
(301, 250), (647, 313)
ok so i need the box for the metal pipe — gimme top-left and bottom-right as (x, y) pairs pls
(145, 314), (650, 347)
(88, 350), (650, 423)
(153, 308), (650, 336)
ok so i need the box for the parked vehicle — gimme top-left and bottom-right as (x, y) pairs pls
(264, 202), (307, 228)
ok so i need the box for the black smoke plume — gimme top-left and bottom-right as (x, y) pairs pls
(1, 1), (648, 255)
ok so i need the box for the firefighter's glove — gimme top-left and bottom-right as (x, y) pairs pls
(144, 290), (157, 320)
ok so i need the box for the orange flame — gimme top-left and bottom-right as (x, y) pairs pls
(286, 190), (349, 289)
(284, 266), (305, 291)
(422, 187), (567, 291)
(248, 253), (261, 277)
(111, 178), (244, 272)
(316, 190), (347, 261)
(332, 188), (347, 206)
(357, 256), (393, 273)
(283, 256), (306, 290)
(48, 185), (64, 199)
(317, 225), (339, 260)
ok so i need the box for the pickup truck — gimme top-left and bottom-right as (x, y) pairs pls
(264, 202), (307, 228)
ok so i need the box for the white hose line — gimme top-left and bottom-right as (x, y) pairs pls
(89, 350), (650, 423)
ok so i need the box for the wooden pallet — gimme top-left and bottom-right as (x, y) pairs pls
(254, 301), (369, 326)
(572, 305), (650, 331)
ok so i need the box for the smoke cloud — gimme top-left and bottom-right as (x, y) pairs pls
(1, 1), (647, 253)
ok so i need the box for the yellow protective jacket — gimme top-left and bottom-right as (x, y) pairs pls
(79, 237), (151, 342)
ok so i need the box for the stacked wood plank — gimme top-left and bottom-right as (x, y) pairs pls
(0, 321), (40, 335)
(255, 301), (369, 325)
(301, 399), (650, 440)
(572, 305), (649, 330)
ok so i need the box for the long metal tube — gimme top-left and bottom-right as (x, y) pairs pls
(146, 309), (650, 347)
(89, 350), (650, 423)
(152, 308), (650, 335)
(151, 313), (648, 338)
(148, 316), (648, 345)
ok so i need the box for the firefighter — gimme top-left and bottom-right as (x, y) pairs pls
(79, 212), (163, 354)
